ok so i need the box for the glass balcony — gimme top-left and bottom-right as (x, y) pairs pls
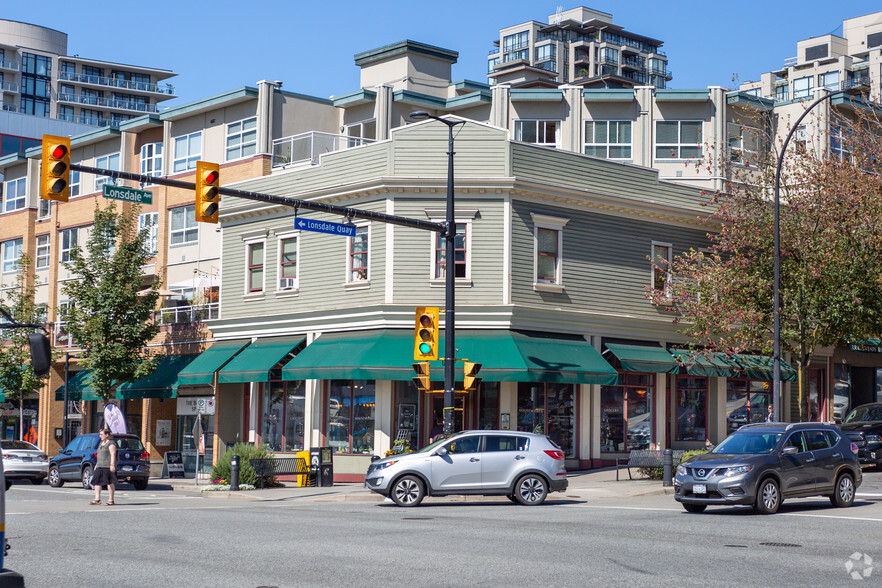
(56, 93), (158, 113)
(0, 58), (20, 72)
(272, 131), (375, 168)
(58, 71), (175, 96)
(0, 81), (18, 92)
(1, 104), (18, 113)
(158, 303), (219, 325)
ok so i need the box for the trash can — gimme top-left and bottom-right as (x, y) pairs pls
(296, 450), (312, 487)
(310, 446), (333, 487)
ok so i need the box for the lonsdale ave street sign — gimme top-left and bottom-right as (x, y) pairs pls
(102, 185), (153, 205)
(295, 217), (356, 237)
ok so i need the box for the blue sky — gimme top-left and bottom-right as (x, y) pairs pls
(3, 1), (878, 107)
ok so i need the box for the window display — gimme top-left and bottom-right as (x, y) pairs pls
(726, 379), (770, 434)
(600, 373), (654, 452)
(517, 382), (575, 457)
(261, 380), (305, 452)
(676, 376), (707, 442)
(327, 380), (375, 454)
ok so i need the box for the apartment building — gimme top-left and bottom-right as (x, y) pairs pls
(488, 6), (671, 90)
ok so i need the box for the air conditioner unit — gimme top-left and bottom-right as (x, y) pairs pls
(279, 278), (296, 290)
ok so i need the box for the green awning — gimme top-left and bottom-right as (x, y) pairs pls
(726, 354), (798, 382)
(176, 339), (251, 386)
(217, 336), (305, 383)
(671, 350), (797, 381)
(117, 355), (199, 399)
(603, 343), (678, 374)
(671, 350), (739, 378)
(282, 329), (618, 385)
(54, 369), (103, 401)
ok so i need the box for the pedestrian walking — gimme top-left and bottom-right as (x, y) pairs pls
(766, 404), (775, 423)
(90, 428), (117, 505)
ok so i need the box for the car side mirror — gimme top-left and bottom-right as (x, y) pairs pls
(370, 455), (380, 463)
(782, 446), (798, 456)
(434, 447), (448, 456)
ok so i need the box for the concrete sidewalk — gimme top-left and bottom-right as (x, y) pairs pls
(155, 467), (674, 503)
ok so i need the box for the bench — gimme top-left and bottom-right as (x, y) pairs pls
(249, 457), (313, 489)
(616, 449), (685, 481)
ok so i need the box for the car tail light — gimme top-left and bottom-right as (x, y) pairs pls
(544, 450), (565, 460)
(140, 452), (150, 460)
(1, 454), (9, 459)
(39, 454), (48, 460)
(851, 442), (859, 455)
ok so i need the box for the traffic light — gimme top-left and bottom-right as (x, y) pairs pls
(28, 333), (52, 377)
(412, 361), (431, 392)
(413, 306), (440, 361)
(195, 161), (220, 223)
(41, 135), (71, 202)
(463, 361), (482, 392)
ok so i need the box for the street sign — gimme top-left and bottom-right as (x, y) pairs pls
(295, 217), (356, 237)
(102, 185), (153, 205)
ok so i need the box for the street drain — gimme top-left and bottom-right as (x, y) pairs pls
(760, 542), (801, 548)
(724, 545), (748, 548)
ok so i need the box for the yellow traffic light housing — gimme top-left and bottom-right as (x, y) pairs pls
(195, 161), (220, 223)
(463, 361), (482, 392)
(412, 361), (431, 392)
(413, 306), (440, 361)
(41, 135), (71, 202)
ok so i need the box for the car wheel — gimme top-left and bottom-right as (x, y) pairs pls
(754, 478), (780, 514)
(830, 473), (855, 508)
(132, 478), (148, 490)
(390, 475), (425, 507)
(4, 480), (11, 491)
(514, 474), (548, 505)
(48, 466), (64, 488)
(30, 477), (45, 485)
(683, 503), (707, 513)
(81, 466), (93, 490)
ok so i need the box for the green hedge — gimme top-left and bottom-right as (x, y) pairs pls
(210, 442), (278, 488)
(638, 449), (708, 480)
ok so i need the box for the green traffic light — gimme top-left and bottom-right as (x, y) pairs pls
(419, 342), (432, 354)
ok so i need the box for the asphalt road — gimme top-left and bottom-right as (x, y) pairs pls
(3, 471), (882, 587)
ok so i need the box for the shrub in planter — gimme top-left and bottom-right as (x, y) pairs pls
(210, 442), (279, 488)
(638, 449), (709, 480)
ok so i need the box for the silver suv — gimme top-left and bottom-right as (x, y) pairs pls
(365, 430), (568, 506)
(674, 422), (862, 514)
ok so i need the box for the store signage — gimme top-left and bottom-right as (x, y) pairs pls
(176, 396), (215, 415)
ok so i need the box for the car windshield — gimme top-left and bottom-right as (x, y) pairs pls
(414, 437), (451, 453)
(0, 441), (37, 451)
(712, 432), (782, 454)
(114, 438), (145, 451)
(844, 405), (882, 423)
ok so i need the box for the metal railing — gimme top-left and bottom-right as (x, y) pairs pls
(58, 71), (175, 95)
(57, 93), (158, 113)
(0, 81), (18, 92)
(1, 104), (17, 113)
(54, 323), (76, 348)
(0, 58), (20, 71)
(272, 131), (375, 168)
(158, 303), (219, 325)
(56, 113), (117, 127)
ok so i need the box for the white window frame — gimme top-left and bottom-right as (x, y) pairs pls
(651, 241), (673, 298)
(38, 199), (52, 220)
(140, 142), (163, 183)
(819, 71), (839, 92)
(225, 117), (257, 161)
(584, 120), (632, 160)
(35, 234), (50, 269)
(727, 122), (762, 165)
(2, 178), (26, 214)
(426, 209), (476, 286)
(169, 205), (198, 246)
(173, 131), (202, 173)
(1, 238), (23, 274)
(95, 153), (120, 190)
(531, 213), (568, 292)
(514, 120), (560, 148)
(655, 121), (703, 161)
(60, 227), (78, 262)
(793, 76), (814, 100)
(243, 235), (266, 297)
(70, 170), (80, 198)
(345, 119), (377, 147)
(275, 230), (300, 295)
(344, 223), (370, 289)
(138, 212), (158, 255)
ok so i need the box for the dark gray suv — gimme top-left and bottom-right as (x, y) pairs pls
(674, 422), (861, 514)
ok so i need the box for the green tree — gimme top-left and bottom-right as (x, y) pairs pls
(649, 109), (882, 421)
(0, 255), (50, 428)
(60, 201), (161, 401)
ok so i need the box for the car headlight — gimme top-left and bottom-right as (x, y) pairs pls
(676, 464), (686, 476)
(723, 465), (753, 477)
(866, 434), (882, 444)
(373, 460), (398, 471)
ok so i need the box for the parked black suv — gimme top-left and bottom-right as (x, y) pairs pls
(674, 422), (861, 514)
(839, 403), (882, 470)
(48, 433), (150, 490)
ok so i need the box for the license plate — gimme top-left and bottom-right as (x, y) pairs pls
(693, 484), (707, 495)
(21, 457), (32, 462)
(121, 466), (133, 472)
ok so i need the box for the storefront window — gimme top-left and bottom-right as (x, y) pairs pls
(676, 376), (707, 442)
(600, 373), (654, 452)
(0, 398), (39, 442)
(477, 382), (499, 430)
(517, 382), (575, 457)
(261, 384), (284, 451)
(284, 381), (305, 452)
(394, 381), (420, 451)
(260, 381), (306, 452)
(326, 380), (375, 455)
(726, 379), (771, 434)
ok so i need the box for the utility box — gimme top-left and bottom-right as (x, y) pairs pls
(296, 450), (312, 487)
(310, 446), (334, 487)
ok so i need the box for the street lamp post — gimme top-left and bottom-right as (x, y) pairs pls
(772, 88), (848, 421)
(409, 111), (465, 436)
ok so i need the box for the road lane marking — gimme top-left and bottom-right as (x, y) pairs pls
(563, 503), (882, 522)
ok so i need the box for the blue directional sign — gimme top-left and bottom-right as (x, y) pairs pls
(294, 218), (356, 237)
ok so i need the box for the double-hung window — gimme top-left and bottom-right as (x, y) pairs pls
(70, 170), (80, 198)
(95, 154), (120, 189)
(278, 235), (298, 291)
(531, 213), (568, 289)
(584, 121), (632, 160)
(793, 76), (813, 100)
(1, 238), (22, 274)
(170, 205), (197, 245)
(60, 228), (78, 262)
(652, 242), (672, 296)
(3, 178), (26, 213)
(38, 199), (51, 220)
(138, 212), (158, 255)
(514, 120), (559, 148)
(434, 223), (468, 280)
(173, 132), (201, 173)
(35, 235), (50, 269)
(226, 117), (257, 161)
(727, 123), (762, 165)
(247, 241), (265, 293)
(140, 142), (163, 181)
(655, 121), (702, 160)
(347, 226), (369, 284)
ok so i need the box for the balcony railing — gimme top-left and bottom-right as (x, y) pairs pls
(58, 71), (175, 96)
(0, 58), (20, 72)
(1, 104), (17, 113)
(56, 113), (117, 127)
(57, 93), (158, 113)
(272, 131), (375, 168)
(842, 76), (870, 92)
(0, 81), (19, 92)
(54, 322), (76, 348)
(158, 303), (219, 325)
